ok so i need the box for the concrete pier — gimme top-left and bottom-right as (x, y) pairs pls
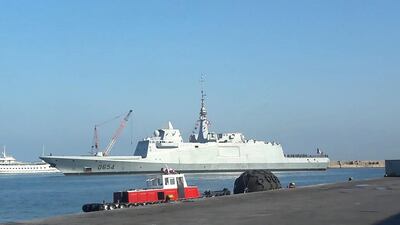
(6, 178), (400, 225)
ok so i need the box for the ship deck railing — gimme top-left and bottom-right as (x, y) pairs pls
(285, 154), (329, 158)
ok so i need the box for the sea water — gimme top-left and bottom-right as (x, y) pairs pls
(0, 168), (384, 223)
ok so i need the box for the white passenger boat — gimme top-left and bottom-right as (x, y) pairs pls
(0, 147), (59, 174)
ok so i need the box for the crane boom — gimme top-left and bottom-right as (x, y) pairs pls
(100, 110), (133, 156)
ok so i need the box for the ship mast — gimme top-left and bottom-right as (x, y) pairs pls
(197, 75), (209, 143)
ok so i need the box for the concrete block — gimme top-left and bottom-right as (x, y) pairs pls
(385, 160), (400, 177)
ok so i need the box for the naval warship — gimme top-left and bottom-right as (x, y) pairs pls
(40, 88), (330, 175)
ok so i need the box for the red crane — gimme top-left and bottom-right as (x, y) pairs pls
(92, 110), (133, 156)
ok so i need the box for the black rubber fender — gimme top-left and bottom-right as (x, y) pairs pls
(82, 203), (105, 212)
(234, 170), (281, 194)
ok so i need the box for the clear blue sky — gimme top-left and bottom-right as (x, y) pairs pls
(0, 0), (399, 161)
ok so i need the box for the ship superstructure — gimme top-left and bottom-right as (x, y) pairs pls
(41, 85), (330, 175)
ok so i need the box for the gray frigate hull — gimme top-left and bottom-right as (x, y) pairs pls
(40, 155), (329, 175)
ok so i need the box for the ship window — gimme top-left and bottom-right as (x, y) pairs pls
(195, 146), (199, 148)
(164, 178), (169, 185)
(169, 178), (175, 185)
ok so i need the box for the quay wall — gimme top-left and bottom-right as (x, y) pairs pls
(10, 177), (400, 225)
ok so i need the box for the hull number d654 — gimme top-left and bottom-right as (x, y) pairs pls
(98, 164), (115, 170)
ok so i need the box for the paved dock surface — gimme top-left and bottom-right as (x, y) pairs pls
(5, 177), (400, 225)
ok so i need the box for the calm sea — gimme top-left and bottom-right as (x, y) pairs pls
(0, 168), (384, 223)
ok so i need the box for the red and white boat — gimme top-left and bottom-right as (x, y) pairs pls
(114, 169), (200, 204)
(83, 169), (201, 212)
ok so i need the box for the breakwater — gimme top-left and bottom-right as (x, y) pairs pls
(329, 160), (384, 168)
